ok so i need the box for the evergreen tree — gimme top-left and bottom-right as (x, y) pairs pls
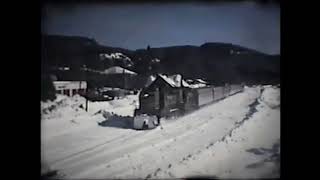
(41, 74), (56, 101)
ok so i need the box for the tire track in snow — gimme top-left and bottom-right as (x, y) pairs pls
(71, 88), (261, 179)
(70, 101), (239, 178)
(51, 128), (151, 170)
(59, 118), (212, 177)
(45, 119), (140, 164)
(206, 94), (261, 150)
(51, 130), (140, 165)
(60, 101), (216, 166)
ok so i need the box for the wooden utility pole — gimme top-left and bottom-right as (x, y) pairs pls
(84, 65), (88, 112)
(85, 93), (88, 112)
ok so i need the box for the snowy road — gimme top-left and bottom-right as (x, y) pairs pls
(41, 86), (280, 179)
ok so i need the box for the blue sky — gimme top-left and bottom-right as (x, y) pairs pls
(42, 2), (280, 55)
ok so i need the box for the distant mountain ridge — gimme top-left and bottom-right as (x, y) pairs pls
(42, 34), (280, 85)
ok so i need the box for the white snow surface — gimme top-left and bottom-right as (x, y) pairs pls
(41, 86), (280, 179)
(261, 85), (280, 109)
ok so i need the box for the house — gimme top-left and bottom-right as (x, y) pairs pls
(53, 81), (87, 96)
(137, 74), (182, 118)
(102, 66), (141, 89)
(134, 74), (245, 129)
(136, 74), (209, 118)
(103, 66), (137, 75)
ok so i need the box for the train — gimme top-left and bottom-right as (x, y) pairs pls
(133, 74), (245, 130)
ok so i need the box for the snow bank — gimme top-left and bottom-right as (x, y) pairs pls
(41, 94), (138, 120)
(41, 94), (87, 121)
(260, 86), (280, 109)
(89, 95), (138, 116)
(41, 93), (139, 167)
(41, 94), (138, 139)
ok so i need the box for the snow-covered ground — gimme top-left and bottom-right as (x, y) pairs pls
(41, 85), (280, 179)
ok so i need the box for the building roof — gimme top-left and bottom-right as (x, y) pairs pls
(53, 81), (87, 90)
(103, 66), (137, 75)
(53, 81), (87, 85)
(157, 74), (207, 89)
(158, 74), (184, 88)
(195, 79), (208, 84)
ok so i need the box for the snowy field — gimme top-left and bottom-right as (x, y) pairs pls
(41, 85), (280, 179)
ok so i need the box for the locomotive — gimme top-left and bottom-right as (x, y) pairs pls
(133, 74), (244, 130)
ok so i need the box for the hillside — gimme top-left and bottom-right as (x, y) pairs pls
(42, 35), (280, 85)
(134, 43), (280, 84)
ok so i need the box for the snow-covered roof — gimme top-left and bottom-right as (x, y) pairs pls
(183, 81), (207, 88)
(53, 81), (87, 90)
(100, 52), (134, 67)
(158, 74), (183, 88)
(195, 79), (208, 84)
(103, 66), (137, 75)
(157, 74), (207, 89)
(101, 52), (129, 60)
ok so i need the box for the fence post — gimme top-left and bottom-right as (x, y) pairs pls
(85, 80), (88, 112)
(85, 97), (88, 112)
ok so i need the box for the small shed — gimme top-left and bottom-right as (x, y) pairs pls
(102, 66), (138, 89)
(136, 74), (214, 118)
(138, 74), (185, 117)
(138, 74), (211, 117)
(53, 81), (87, 96)
(103, 66), (137, 75)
